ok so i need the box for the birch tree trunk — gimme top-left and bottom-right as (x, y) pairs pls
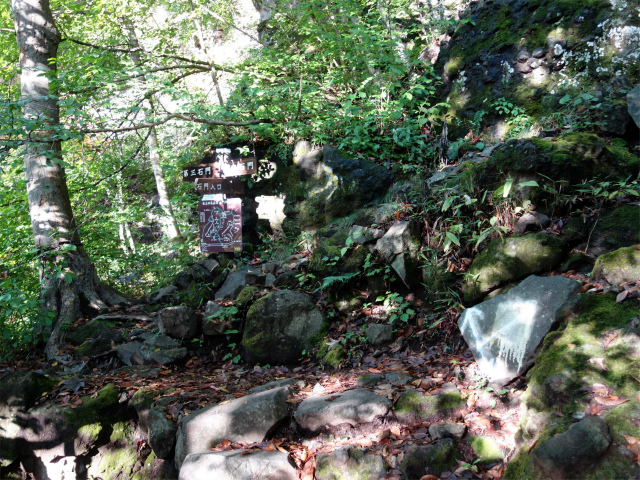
(126, 22), (182, 240)
(12, 0), (127, 359)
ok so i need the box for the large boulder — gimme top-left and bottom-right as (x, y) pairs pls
(459, 275), (580, 386)
(242, 290), (324, 364)
(178, 450), (297, 480)
(591, 245), (640, 285)
(462, 234), (568, 303)
(294, 389), (391, 433)
(277, 145), (394, 228)
(0, 372), (56, 468)
(174, 386), (292, 470)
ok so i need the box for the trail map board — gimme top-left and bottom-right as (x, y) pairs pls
(198, 195), (242, 253)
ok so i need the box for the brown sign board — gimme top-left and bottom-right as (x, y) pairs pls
(195, 178), (245, 195)
(198, 196), (242, 253)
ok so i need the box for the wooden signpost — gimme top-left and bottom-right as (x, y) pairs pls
(185, 148), (258, 253)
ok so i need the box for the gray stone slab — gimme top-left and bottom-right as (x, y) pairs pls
(315, 447), (387, 480)
(458, 275), (580, 386)
(215, 265), (249, 301)
(175, 386), (292, 470)
(178, 450), (297, 480)
(294, 389), (391, 432)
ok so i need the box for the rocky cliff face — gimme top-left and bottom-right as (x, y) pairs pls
(429, 0), (639, 138)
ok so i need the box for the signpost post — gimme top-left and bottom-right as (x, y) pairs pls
(186, 148), (257, 253)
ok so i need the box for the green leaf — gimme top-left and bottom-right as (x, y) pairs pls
(445, 231), (460, 247)
(63, 272), (77, 284)
(518, 180), (539, 187)
(502, 179), (513, 198)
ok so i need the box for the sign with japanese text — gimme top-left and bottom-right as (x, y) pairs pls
(182, 164), (221, 182)
(198, 196), (242, 253)
(195, 178), (245, 195)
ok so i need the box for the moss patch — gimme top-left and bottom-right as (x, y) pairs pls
(468, 436), (505, 463)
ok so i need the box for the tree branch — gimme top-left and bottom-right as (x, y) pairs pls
(200, 5), (266, 47)
(72, 130), (152, 193)
(63, 36), (140, 53)
(82, 113), (273, 133)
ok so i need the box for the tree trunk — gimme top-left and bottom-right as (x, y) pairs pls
(12, 0), (127, 359)
(126, 22), (182, 240)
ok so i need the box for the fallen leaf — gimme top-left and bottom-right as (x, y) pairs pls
(390, 426), (401, 436)
(420, 475), (439, 480)
(593, 396), (628, 407)
(588, 357), (608, 371)
(616, 290), (629, 303)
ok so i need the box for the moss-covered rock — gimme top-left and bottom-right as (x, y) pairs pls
(505, 293), (640, 480)
(318, 342), (345, 369)
(86, 421), (139, 480)
(309, 244), (368, 278)
(591, 245), (640, 285)
(463, 234), (568, 302)
(315, 446), (388, 480)
(394, 387), (463, 424)
(400, 439), (460, 478)
(65, 318), (118, 345)
(458, 134), (636, 212)
(468, 435), (506, 463)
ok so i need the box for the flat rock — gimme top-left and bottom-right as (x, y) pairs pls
(178, 450), (297, 480)
(294, 389), (391, 432)
(533, 416), (612, 479)
(459, 275), (580, 386)
(174, 386), (292, 469)
(315, 446), (387, 480)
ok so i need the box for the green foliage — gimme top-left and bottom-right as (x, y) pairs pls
(376, 292), (415, 325)
(491, 97), (532, 139)
(227, 0), (446, 165)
